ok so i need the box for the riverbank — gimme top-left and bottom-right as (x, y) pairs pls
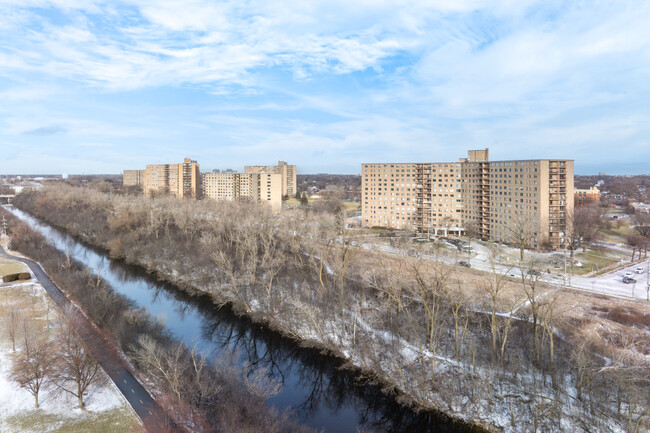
(2, 209), (487, 432)
(0, 246), (140, 433)
(9, 186), (649, 433)
(1, 207), (320, 433)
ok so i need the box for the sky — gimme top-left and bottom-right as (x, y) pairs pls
(1, 0), (649, 175)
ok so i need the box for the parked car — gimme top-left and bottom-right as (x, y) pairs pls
(624, 272), (634, 277)
(458, 261), (471, 268)
(623, 276), (636, 284)
(635, 267), (644, 274)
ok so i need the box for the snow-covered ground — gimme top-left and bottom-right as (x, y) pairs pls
(0, 348), (125, 424)
(0, 278), (138, 432)
(361, 234), (650, 300)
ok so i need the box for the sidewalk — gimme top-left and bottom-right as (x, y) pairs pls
(0, 240), (182, 433)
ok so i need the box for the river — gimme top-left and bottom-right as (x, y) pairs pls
(8, 206), (474, 433)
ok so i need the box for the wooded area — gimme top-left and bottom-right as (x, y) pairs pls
(9, 184), (650, 433)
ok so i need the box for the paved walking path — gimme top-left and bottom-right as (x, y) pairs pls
(0, 243), (182, 433)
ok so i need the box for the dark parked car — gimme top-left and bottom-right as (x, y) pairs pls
(623, 276), (636, 284)
(458, 261), (471, 268)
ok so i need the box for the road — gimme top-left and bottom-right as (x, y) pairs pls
(463, 241), (650, 300)
(571, 259), (650, 300)
(363, 237), (650, 301)
(0, 244), (181, 433)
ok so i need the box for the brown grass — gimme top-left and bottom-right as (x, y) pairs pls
(0, 257), (29, 278)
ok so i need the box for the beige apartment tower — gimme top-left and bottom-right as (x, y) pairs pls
(244, 161), (297, 197)
(202, 172), (282, 209)
(125, 158), (200, 199)
(123, 170), (145, 188)
(362, 149), (574, 250)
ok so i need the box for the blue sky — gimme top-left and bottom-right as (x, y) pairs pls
(1, 0), (649, 175)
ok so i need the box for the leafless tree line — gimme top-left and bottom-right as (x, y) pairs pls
(9, 185), (649, 432)
(1, 306), (102, 409)
(2, 207), (315, 433)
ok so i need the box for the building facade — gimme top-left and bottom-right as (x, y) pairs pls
(244, 161), (297, 197)
(202, 172), (282, 209)
(122, 170), (145, 188)
(362, 149), (574, 250)
(574, 186), (600, 206)
(124, 158), (200, 199)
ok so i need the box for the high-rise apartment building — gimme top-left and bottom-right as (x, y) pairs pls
(362, 149), (574, 250)
(124, 158), (200, 198)
(123, 170), (145, 188)
(202, 172), (282, 209)
(244, 161), (297, 197)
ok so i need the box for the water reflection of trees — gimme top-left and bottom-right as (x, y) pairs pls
(195, 295), (473, 433)
(30, 213), (474, 433)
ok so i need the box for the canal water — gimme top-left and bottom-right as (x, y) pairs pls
(9, 206), (473, 433)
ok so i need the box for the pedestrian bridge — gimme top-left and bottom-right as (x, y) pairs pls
(0, 195), (14, 204)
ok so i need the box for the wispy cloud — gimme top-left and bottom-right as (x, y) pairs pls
(0, 0), (649, 174)
(22, 125), (67, 136)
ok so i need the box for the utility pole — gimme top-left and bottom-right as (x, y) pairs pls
(646, 259), (649, 301)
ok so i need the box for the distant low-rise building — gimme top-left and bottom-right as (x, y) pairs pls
(574, 186), (600, 206)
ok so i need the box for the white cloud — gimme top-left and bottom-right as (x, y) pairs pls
(1, 0), (650, 173)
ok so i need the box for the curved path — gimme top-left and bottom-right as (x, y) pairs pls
(0, 243), (182, 433)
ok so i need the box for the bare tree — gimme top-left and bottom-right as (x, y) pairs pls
(3, 309), (22, 352)
(632, 212), (650, 258)
(567, 205), (603, 253)
(505, 212), (536, 261)
(133, 335), (188, 402)
(10, 322), (55, 408)
(405, 257), (450, 360)
(480, 249), (520, 362)
(520, 262), (547, 363)
(463, 222), (479, 265)
(173, 201), (204, 244)
(538, 290), (561, 388)
(52, 308), (102, 408)
(448, 279), (471, 358)
(626, 235), (647, 262)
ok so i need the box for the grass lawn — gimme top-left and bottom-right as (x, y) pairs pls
(284, 197), (317, 206)
(341, 201), (360, 211)
(5, 406), (138, 433)
(284, 197), (360, 211)
(0, 257), (29, 277)
(0, 266), (142, 433)
(572, 249), (624, 275)
(284, 197), (301, 206)
(599, 225), (636, 243)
